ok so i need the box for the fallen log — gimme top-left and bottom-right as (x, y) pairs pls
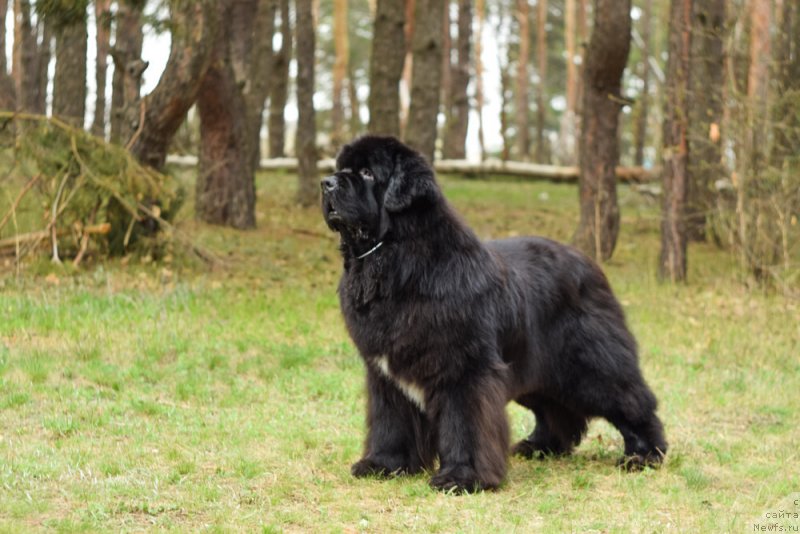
(165, 155), (658, 183)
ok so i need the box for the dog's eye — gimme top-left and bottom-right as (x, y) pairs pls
(360, 169), (374, 182)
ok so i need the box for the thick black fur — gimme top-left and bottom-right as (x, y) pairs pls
(321, 136), (667, 493)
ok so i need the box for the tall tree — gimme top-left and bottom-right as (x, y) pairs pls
(770, 0), (800, 270)
(295, 0), (317, 206)
(268, 0), (291, 157)
(92, 0), (112, 137)
(129, 1), (219, 170)
(34, 18), (52, 114)
(441, 0), (471, 159)
(0, 0), (13, 110)
(399, 0), (415, 134)
(0, 0), (8, 76)
(736, 0), (772, 274)
(633, 0), (653, 167)
(535, 0), (548, 163)
(404, 0), (446, 162)
(237, 0), (276, 174)
(475, 0), (486, 159)
(514, 0), (530, 159)
(12, 0), (39, 113)
(558, 0), (578, 164)
(659, 0), (692, 282)
(196, 0), (276, 229)
(51, 1), (89, 127)
(332, 0), (349, 150)
(109, 0), (144, 144)
(771, 0), (800, 168)
(686, 0), (725, 241)
(368, 0), (405, 136)
(573, 0), (631, 261)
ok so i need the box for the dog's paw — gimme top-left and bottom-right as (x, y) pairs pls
(351, 458), (392, 478)
(511, 439), (567, 459)
(430, 465), (488, 494)
(351, 456), (416, 478)
(617, 451), (664, 471)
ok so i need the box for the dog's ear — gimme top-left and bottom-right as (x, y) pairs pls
(383, 155), (438, 212)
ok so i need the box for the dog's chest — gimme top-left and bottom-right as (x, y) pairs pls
(371, 355), (427, 412)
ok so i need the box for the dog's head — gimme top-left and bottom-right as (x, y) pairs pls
(321, 136), (440, 253)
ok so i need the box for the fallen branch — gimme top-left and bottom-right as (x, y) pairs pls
(0, 174), (40, 234)
(0, 223), (111, 250)
(164, 154), (659, 183)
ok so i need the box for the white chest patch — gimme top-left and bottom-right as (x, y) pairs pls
(373, 356), (426, 412)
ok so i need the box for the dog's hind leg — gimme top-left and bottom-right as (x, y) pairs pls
(603, 386), (668, 470)
(574, 375), (667, 469)
(512, 396), (588, 458)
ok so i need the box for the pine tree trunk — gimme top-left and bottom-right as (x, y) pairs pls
(0, 0), (13, 110)
(52, 9), (89, 127)
(129, 2), (219, 171)
(295, 0), (318, 206)
(332, 0), (349, 150)
(12, 0), (39, 113)
(348, 62), (362, 136)
(535, 0), (548, 163)
(196, 0), (275, 229)
(633, 0), (652, 167)
(771, 0), (800, 167)
(368, 0), (405, 136)
(0, 0), (7, 75)
(514, 0), (530, 159)
(557, 0), (577, 165)
(238, 0), (277, 174)
(475, 0), (486, 160)
(440, 1), (451, 134)
(404, 0), (446, 162)
(110, 1), (144, 144)
(399, 0), (415, 136)
(92, 0), (112, 137)
(441, 0), (471, 159)
(32, 18), (52, 115)
(737, 0), (772, 276)
(686, 0), (725, 242)
(573, 0), (631, 262)
(659, 0), (692, 282)
(196, 56), (252, 228)
(268, 0), (291, 157)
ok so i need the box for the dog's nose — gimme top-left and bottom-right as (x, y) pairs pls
(321, 175), (337, 192)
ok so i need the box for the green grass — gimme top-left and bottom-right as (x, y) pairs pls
(1, 170), (798, 532)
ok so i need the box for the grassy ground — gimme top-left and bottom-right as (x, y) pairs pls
(1, 170), (798, 532)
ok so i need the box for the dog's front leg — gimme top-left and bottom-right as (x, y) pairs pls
(429, 369), (510, 493)
(351, 367), (433, 478)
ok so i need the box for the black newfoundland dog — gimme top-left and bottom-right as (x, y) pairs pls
(321, 136), (667, 493)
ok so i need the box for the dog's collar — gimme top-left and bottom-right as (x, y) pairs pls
(356, 241), (384, 260)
